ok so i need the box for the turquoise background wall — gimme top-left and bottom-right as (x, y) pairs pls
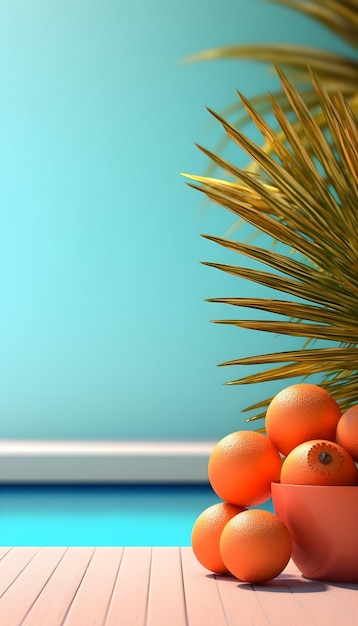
(0, 0), (343, 440)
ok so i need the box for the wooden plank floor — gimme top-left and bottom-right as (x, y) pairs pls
(0, 547), (357, 625)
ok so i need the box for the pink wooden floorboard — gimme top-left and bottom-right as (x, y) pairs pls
(282, 576), (358, 626)
(0, 547), (12, 560)
(105, 546), (152, 626)
(0, 547), (357, 625)
(0, 547), (67, 626)
(62, 547), (124, 626)
(22, 547), (96, 626)
(146, 547), (187, 626)
(0, 547), (40, 598)
(180, 546), (231, 625)
(214, 571), (276, 626)
(249, 573), (326, 626)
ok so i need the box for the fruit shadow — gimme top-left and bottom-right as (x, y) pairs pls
(208, 573), (327, 593)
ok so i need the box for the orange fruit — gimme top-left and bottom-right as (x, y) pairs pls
(336, 405), (358, 462)
(265, 383), (341, 456)
(220, 509), (292, 583)
(208, 430), (282, 506)
(280, 439), (358, 486)
(191, 502), (246, 573)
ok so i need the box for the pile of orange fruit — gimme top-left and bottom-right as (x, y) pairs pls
(192, 383), (358, 583)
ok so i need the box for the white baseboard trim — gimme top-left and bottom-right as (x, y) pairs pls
(0, 440), (215, 483)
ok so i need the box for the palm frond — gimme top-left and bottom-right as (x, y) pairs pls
(186, 0), (358, 100)
(182, 71), (358, 421)
(185, 0), (358, 180)
(186, 45), (358, 91)
(261, 0), (358, 49)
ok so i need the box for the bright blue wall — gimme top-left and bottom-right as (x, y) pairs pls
(0, 0), (344, 440)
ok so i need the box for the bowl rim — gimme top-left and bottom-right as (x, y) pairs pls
(271, 481), (358, 490)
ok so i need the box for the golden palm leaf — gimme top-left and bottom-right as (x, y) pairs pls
(182, 71), (358, 423)
(185, 0), (358, 175)
(186, 0), (358, 105)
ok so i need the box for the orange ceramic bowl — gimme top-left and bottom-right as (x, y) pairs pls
(271, 482), (358, 583)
